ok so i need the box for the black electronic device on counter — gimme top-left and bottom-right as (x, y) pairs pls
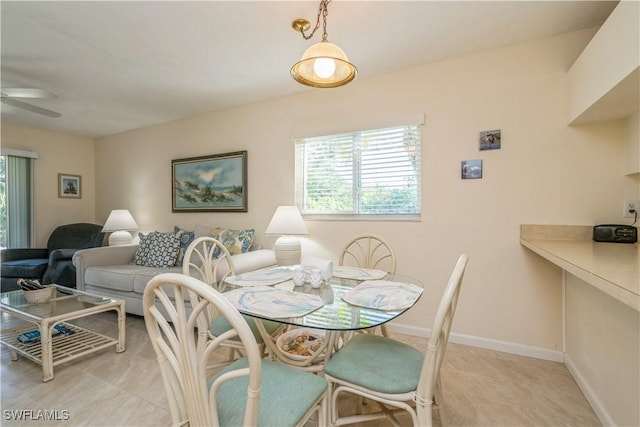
(592, 225), (637, 244)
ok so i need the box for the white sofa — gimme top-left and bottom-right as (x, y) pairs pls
(73, 244), (276, 316)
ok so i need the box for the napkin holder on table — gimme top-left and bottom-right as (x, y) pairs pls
(301, 256), (333, 280)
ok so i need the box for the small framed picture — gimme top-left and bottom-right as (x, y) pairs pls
(58, 173), (81, 198)
(461, 160), (482, 179)
(479, 129), (501, 151)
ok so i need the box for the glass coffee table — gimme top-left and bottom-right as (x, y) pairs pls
(0, 284), (125, 382)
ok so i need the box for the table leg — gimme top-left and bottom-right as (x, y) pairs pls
(116, 303), (126, 353)
(254, 320), (336, 372)
(254, 319), (280, 357)
(39, 321), (54, 382)
(322, 331), (340, 366)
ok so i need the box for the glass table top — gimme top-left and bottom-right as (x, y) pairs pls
(220, 269), (423, 331)
(0, 285), (116, 320)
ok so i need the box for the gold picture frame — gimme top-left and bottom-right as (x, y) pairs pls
(58, 173), (81, 198)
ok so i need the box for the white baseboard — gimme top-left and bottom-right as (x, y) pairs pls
(564, 354), (614, 427)
(388, 323), (565, 363)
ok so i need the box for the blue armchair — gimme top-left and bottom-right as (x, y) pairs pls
(1, 223), (105, 292)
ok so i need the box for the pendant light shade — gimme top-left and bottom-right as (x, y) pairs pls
(290, 0), (357, 88)
(291, 40), (357, 88)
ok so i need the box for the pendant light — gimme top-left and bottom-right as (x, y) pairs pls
(290, 0), (357, 88)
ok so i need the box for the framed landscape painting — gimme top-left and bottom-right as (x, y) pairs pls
(172, 151), (247, 212)
(58, 173), (81, 198)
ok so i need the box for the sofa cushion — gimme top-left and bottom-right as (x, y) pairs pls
(133, 231), (181, 268)
(132, 266), (182, 294)
(1, 258), (49, 278)
(194, 223), (213, 238)
(86, 264), (182, 293)
(86, 265), (152, 292)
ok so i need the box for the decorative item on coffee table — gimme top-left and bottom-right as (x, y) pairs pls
(17, 279), (54, 303)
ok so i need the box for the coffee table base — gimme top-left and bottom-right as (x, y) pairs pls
(0, 303), (125, 382)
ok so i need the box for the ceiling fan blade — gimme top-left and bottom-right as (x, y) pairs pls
(1, 88), (58, 99)
(1, 96), (61, 118)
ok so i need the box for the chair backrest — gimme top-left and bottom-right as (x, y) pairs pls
(182, 237), (236, 329)
(416, 254), (468, 425)
(182, 236), (236, 284)
(47, 223), (105, 252)
(143, 272), (263, 426)
(339, 234), (397, 274)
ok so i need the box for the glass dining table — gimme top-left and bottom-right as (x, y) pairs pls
(219, 266), (424, 371)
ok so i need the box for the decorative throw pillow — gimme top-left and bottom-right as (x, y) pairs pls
(132, 231), (181, 268)
(216, 228), (255, 255)
(193, 224), (255, 256)
(174, 226), (195, 265)
(132, 232), (154, 266)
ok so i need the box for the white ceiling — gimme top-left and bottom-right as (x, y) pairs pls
(1, 1), (618, 139)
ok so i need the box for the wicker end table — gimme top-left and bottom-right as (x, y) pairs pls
(0, 284), (125, 382)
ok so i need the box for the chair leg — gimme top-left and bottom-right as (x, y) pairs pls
(330, 383), (340, 426)
(258, 342), (268, 358)
(318, 391), (328, 427)
(433, 375), (446, 427)
(379, 324), (389, 337)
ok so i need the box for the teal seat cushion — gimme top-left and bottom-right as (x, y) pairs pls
(324, 334), (424, 394)
(210, 315), (281, 344)
(209, 357), (327, 426)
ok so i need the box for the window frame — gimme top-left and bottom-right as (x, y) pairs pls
(294, 124), (422, 222)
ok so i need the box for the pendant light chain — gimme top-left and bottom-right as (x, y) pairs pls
(299, 0), (331, 41)
(321, 0), (329, 41)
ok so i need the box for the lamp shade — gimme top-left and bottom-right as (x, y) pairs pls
(265, 206), (308, 236)
(291, 40), (357, 88)
(265, 206), (308, 266)
(102, 209), (138, 246)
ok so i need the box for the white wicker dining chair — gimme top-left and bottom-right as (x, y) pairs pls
(143, 273), (328, 427)
(339, 234), (397, 275)
(182, 237), (284, 366)
(339, 234), (397, 337)
(324, 254), (469, 427)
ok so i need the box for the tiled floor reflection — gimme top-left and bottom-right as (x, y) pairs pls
(1, 312), (600, 426)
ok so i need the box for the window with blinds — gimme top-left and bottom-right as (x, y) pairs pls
(295, 124), (421, 220)
(0, 150), (37, 248)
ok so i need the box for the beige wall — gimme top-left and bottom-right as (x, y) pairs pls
(626, 112), (640, 175)
(1, 123), (96, 246)
(565, 273), (639, 427)
(90, 28), (637, 355)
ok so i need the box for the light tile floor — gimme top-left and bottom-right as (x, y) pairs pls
(1, 311), (600, 426)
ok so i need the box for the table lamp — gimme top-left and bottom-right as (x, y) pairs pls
(265, 205), (309, 266)
(102, 209), (138, 246)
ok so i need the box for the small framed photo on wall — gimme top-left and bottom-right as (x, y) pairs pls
(58, 173), (81, 198)
(479, 129), (501, 151)
(461, 159), (482, 179)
